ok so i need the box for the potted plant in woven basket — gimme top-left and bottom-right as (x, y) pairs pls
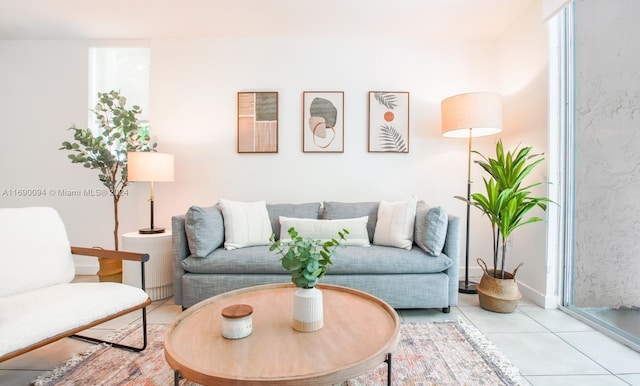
(269, 227), (348, 332)
(457, 140), (552, 313)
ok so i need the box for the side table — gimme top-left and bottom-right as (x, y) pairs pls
(122, 230), (173, 301)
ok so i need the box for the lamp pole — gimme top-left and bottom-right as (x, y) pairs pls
(440, 92), (503, 294)
(140, 180), (164, 234)
(460, 128), (477, 294)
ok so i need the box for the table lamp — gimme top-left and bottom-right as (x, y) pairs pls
(127, 151), (174, 234)
(441, 92), (503, 294)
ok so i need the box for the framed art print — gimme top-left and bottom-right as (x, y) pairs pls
(237, 92), (278, 153)
(368, 91), (409, 153)
(303, 91), (344, 153)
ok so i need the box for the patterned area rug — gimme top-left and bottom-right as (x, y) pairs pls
(32, 321), (523, 386)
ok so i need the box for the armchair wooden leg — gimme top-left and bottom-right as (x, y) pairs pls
(71, 307), (148, 352)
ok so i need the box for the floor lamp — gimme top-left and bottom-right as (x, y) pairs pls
(441, 92), (502, 294)
(127, 152), (175, 234)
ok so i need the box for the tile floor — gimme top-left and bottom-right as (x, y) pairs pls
(1, 279), (640, 386)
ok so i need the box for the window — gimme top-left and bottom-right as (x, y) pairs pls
(88, 46), (150, 135)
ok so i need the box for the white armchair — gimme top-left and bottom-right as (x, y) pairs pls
(0, 207), (151, 362)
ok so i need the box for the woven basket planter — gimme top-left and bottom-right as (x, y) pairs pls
(476, 258), (523, 313)
(97, 257), (122, 283)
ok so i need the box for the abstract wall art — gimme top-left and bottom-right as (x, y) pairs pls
(368, 91), (409, 153)
(237, 92), (278, 153)
(303, 91), (344, 153)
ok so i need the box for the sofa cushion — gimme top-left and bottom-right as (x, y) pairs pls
(322, 201), (379, 242)
(0, 207), (75, 298)
(330, 245), (451, 274)
(184, 205), (224, 257)
(266, 203), (321, 240)
(183, 246), (282, 274)
(373, 197), (417, 250)
(279, 216), (370, 246)
(414, 201), (448, 256)
(219, 199), (272, 250)
(182, 245), (452, 275)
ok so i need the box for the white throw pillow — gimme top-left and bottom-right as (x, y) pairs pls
(279, 216), (370, 246)
(219, 199), (272, 250)
(373, 197), (417, 250)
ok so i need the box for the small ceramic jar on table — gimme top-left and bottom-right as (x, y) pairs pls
(221, 304), (253, 339)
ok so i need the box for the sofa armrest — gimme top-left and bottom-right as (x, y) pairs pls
(171, 214), (189, 306)
(442, 214), (461, 306)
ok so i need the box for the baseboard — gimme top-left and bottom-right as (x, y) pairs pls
(518, 281), (559, 309)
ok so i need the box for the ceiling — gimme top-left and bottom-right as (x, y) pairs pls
(0, 0), (537, 40)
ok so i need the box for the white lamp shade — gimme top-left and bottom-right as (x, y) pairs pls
(441, 92), (503, 138)
(127, 152), (174, 182)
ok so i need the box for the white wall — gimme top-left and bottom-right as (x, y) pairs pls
(149, 37), (498, 212)
(0, 40), (140, 271)
(0, 6), (549, 296)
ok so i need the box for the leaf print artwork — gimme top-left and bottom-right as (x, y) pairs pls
(369, 91), (409, 153)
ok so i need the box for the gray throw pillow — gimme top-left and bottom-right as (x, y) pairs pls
(266, 203), (321, 240)
(184, 205), (224, 257)
(414, 201), (448, 256)
(322, 201), (379, 242)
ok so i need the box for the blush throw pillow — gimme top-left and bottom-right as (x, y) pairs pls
(219, 199), (272, 250)
(279, 216), (370, 246)
(373, 197), (417, 250)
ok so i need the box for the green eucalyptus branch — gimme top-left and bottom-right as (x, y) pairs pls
(269, 227), (349, 289)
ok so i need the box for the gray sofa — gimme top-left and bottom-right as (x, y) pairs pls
(172, 201), (460, 312)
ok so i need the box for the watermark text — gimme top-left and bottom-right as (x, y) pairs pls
(0, 187), (128, 198)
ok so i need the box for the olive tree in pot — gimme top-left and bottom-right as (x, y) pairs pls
(457, 140), (552, 313)
(60, 90), (156, 282)
(269, 227), (348, 332)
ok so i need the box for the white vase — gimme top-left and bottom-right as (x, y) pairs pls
(292, 287), (323, 332)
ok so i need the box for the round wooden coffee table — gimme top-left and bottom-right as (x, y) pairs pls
(164, 283), (400, 385)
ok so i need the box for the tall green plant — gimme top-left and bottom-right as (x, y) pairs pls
(456, 140), (552, 278)
(60, 90), (156, 250)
